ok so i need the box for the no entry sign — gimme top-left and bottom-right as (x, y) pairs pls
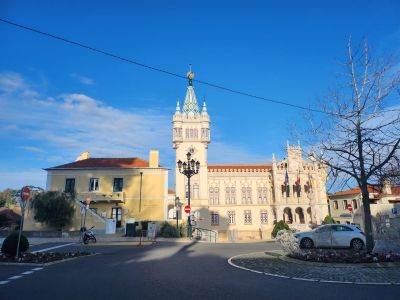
(347, 204), (353, 212)
(184, 205), (191, 214)
(20, 186), (31, 202)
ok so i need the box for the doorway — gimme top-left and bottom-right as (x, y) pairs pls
(111, 207), (122, 228)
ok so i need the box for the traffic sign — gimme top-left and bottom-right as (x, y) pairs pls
(184, 205), (191, 214)
(392, 207), (398, 215)
(347, 204), (353, 212)
(20, 186), (31, 202)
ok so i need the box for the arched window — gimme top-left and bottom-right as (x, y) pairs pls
(185, 129), (189, 138)
(190, 128), (194, 138)
(194, 129), (198, 139)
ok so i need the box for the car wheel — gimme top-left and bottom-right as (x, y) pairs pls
(300, 238), (314, 249)
(350, 238), (364, 250)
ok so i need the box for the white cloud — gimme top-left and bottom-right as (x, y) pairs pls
(0, 71), (277, 189)
(70, 73), (95, 85)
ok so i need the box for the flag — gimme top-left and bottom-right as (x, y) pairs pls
(284, 170), (289, 185)
(297, 169), (301, 185)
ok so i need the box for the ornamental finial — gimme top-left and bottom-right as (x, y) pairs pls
(187, 64), (194, 86)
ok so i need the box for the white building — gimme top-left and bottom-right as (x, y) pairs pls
(173, 70), (329, 240)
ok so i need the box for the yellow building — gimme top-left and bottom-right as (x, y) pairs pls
(24, 150), (168, 232)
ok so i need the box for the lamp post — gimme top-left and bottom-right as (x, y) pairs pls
(177, 152), (200, 238)
(175, 196), (180, 234)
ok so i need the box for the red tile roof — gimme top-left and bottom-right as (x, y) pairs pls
(329, 185), (400, 197)
(208, 164), (271, 171)
(46, 157), (152, 170)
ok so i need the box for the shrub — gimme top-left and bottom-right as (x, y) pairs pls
(158, 221), (179, 238)
(276, 230), (301, 255)
(1, 232), (29, 257)
(272, 220), (290, 238)
(322, 215), (336, 224)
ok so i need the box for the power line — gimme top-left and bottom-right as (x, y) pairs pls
(0, 17), (328, 115)
(1, 18), (398, 117)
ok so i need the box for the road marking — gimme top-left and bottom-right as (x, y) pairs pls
(21, 271), (34, 275)
(33, 243), (76, 253)
(8, 275), (23, 280)
(32, 267), (43, 271)
(0, 281), (9, 285)
(227, 252), (400, 285)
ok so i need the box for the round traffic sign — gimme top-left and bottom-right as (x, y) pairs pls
(347, 204), (353, 212)
(20, 186), (31, 202)
(184, 205), (191, 214)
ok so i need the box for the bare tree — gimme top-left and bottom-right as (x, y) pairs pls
(303, 39), (400, 252)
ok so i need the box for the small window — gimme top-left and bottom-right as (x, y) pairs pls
(333, 200), (338, 210)
(211, 213), (219, 225)
(244, 210), (252, 225)
(227, 211), (235, 224)
(260, 211), (268, 224)
(343, 200), (348, 210)
(352, 199), (358, 209)
(193, 183), (199, 199)
(65, 178), (75, 193)
(113, 178), (123, 192)
(89, 178), (99, 191)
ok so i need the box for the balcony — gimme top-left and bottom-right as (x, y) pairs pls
(79, 192), (125, 204)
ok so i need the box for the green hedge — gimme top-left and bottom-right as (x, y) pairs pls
(272, 220), (290, 238)
(158, 221), (179, 238)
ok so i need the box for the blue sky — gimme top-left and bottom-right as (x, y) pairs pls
(0, 0), (399, 190)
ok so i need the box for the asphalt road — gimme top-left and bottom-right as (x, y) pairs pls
(1, 241), (400, 300)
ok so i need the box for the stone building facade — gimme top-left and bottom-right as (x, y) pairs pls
(173, 71), (329, 240)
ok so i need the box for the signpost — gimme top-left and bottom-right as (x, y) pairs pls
(392, 207), (398, 215)
(16, 186), (31, 259)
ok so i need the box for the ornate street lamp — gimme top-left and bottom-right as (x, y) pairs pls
(177, 152), (200, 238)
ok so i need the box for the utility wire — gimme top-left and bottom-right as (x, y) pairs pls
(1, 18), (398, 117)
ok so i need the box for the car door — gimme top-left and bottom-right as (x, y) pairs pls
(314, 225), (332, 247)
(331, 225), (353, 247)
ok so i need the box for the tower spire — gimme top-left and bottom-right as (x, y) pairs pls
(182, 66), (200, 117)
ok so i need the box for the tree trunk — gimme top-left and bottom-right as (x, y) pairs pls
(361, 184), (374, 252)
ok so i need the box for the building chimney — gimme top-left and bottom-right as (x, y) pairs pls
(76, 151), (90, 161)
(149, 150), (159, 168)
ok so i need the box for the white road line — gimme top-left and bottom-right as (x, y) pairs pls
(8, 275), (23, 280)
(33, 243), (76, 253)
(21, 271), (34, 275)
(0, 281), (9, 285)
(32, 267), (43, 271)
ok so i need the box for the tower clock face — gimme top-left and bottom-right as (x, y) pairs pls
(188, 146), (195, 154)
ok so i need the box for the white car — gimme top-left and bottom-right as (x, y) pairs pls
(294, 224), (366, 250)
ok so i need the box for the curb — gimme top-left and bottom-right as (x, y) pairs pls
(0, 253), (99, 267)
(227, 251), (400, 285)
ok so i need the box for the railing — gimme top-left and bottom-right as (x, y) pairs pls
(195, 227), (217, 243)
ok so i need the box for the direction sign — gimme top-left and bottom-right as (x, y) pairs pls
(20, 186), (31, 202)
(347, 204), (353, 212)
(392, 207), (398, 215)
(184, 205), (191, 214)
